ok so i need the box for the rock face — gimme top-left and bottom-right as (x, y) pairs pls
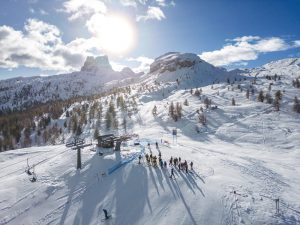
(120, 67), (136, 77)
(147, 52), (238, 86)
(81, 56), (113, 73)
(150, 52), (198, 74)
(0, 55), (139, 111)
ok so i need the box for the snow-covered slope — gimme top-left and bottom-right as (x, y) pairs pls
(143, 52), (240, 87)
(243, 58), (300, 78)
(0, 56), (139, 111)
(1, 54), (300, 225)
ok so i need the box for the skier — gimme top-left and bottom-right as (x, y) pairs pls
(169, 168), (175, 179)
(156, 141), (158, 149)
(169, 157), (173, 165)
(174, 158), (178, 166)
(185, 161), (188, 173)
(138, 155), (142, 164)
(103, 209), (109, 220)
(179, 157), (181, 163)
(190, 161), (193, 170)
(159, 158), (163, 167)
(164, 161), (167, 168)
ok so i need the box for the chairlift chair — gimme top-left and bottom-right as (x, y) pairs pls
(25, 158), (32, 175)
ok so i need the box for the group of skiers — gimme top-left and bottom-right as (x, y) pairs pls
(169, 156), (193, 173)
(144, 152), (166, 168)
(142, 142), (194, 179)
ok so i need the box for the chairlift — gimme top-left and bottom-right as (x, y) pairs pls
(25, 158), (32, 175)
(29, 166), (37, 183)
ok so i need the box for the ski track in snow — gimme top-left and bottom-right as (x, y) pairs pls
(1, 55), (300, 225)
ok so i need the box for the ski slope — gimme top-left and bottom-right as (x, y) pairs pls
(1, 54), (300, 225)
(0, 105), (299, 225)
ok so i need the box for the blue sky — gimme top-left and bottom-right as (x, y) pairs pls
(0, 0), (300, 80)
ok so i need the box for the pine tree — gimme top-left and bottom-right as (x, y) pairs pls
(76, 125), (82, 136)
(94, 127), (99, 139)
(293, 96), (300, 113)
(246, 89), (250, 99)
(199, 113), (207, 125)
(275, 90), (282, 101)
(169, 102), (175, 119)
(183, 99), (189, 106)
(152, 105), (157, 116)
(122, 117), (127, 133)
(204, 97), (210, 109)
(176, 102), (182, 119)
(265, 93), (273, 104)
(274, 98), (280, 111)
(23, 127), (31, 147)
(72, 115), (78, 133)
(257, 90), (264, 102)
(105, 111), (112, 130)
(194, 89), (200, 96)
(232, 98), (236, 106)
(296, 78), (300, 88)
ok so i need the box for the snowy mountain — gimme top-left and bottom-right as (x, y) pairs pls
(0, 54), (300, 225)
(241, 58), (300, 78)
(144, 52), (240, 86)
(0, 56), (139, 112)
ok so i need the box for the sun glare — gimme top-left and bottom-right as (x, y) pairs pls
(100, 15), (136, 55)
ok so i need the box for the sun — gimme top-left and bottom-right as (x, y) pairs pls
(99, 15), (136, 55)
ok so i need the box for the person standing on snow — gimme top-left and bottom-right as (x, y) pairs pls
(169, 157), (173, 165)
(170, 168), (175, 179)
(190, 161), (193, 170)
(103, 209), (109, 220)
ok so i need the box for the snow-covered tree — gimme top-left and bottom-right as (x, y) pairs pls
(232, 98), (236, 106)
(293, 96), (300, 113)
(183, 99), (189, 106)
(152, 105), (157, 116)
(257, 90), (264, 102)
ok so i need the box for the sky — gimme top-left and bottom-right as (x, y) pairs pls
(0, 0), (300, 80)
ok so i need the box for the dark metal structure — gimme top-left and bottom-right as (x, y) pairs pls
(96, 134), (136, 149)
(65, 137), (92, 169)
(96, 134), (115, 148)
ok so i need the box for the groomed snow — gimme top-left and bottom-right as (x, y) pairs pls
(1, 55), (300, 225)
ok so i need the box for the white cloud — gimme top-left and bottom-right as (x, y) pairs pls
(61, 0), (107, 21)
(137, 6), (166, 21)
(110, 61), (127, 71)
(200, 36), (295, 67)
(40, 9), (48, 15)
(232, 36), (260, 42)
(29, 8), (35, 14)
(294, 40), (300, 47)
(128, 56), (154, 73)
(156, 0), (166, 7)
(120, 0), (137, 7)
(0, 19), (100, 72)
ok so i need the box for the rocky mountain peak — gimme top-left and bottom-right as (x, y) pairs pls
(80, 55), (113, 73)
(150, 52), (201, 74)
